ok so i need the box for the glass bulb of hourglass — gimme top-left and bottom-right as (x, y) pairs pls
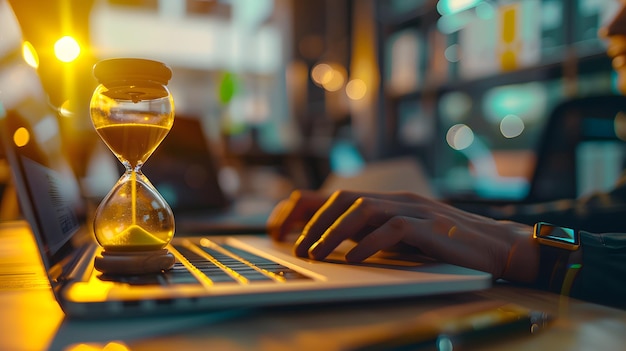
(93, 117), (174, 251)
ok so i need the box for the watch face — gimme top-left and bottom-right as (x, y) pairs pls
(533, 222), (580, 250)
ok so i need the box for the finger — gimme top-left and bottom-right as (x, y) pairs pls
(345, 217), (407, 262)
(308, 198), (425, 260)
(294, 191), (359, 257)
(308, 198), (389, 260)
(280, 190), (327, 239)
(267, 190), (326, 242)
(266, 199), (293, 241)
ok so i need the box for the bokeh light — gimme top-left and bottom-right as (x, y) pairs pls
(439, 91), (472, 122)
(346, 79), (367, 100)
(13, 127), (30, 147)
(483, 82), (546, 124)
(54, 36), (81, 63)
(446, 123), (474, 150)
(22, 41), (39, 69)
(311, 63), (333, 86)
(437, 0), (481, 16)
(444, 44), (460, 62)
(500, 114), (525, 138)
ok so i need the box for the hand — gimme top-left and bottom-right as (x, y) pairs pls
(269, 190), (540, 284)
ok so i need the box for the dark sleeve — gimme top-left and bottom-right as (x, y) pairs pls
(452, 174), (626, 233)
(568, 231), (626, 309)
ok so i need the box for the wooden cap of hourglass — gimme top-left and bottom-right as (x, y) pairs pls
(94, 58), (172, 85)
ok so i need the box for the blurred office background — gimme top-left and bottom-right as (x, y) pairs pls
(2, 0), (626, 214)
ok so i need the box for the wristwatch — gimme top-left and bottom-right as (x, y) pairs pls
(533, 222), (580, 251)
(533, 222), (582, 293)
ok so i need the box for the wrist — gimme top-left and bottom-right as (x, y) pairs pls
(500, 222), (540, 284)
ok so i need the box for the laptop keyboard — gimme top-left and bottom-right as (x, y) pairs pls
(102, 239), (311, 286)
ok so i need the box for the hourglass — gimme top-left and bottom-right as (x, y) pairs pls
(90, 58), (176, 275)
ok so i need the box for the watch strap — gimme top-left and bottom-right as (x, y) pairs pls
(536, 244), (583, 294)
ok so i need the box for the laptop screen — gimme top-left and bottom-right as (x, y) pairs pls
(0, 91), (84, 265)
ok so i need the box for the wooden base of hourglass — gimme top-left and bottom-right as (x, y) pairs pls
(94, 249), (175, 275)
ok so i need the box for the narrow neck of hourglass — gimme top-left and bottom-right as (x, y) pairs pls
(122, 160), (144, 173)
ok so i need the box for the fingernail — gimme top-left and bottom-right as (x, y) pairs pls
(293, 235), (309, 257)
(308, 241), (324, 259)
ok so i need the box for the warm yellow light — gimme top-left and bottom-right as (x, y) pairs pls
(64, 341), (131, 351)
(13, 127), (30, 147)
(323, 69), (345, 92)
(22, 41), (39, 69)
(346, 79), (367, 100)
(311, 63), (333, 86)
(64, 343), (101, 351)
(311, 63), (346, 92)
(54, 36), (81, 63)
(59, 100), (75, 118)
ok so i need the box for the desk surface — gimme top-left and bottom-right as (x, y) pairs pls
(2, 220), (626, 351)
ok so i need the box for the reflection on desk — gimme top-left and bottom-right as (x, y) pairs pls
(2, 220), (626, 351)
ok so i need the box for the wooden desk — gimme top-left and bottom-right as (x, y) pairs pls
(2, 220), (626, 351)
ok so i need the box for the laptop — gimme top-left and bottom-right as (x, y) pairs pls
(0, 25), (490, 321)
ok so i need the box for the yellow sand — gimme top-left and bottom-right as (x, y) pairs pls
(103, 224), (168, 251)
